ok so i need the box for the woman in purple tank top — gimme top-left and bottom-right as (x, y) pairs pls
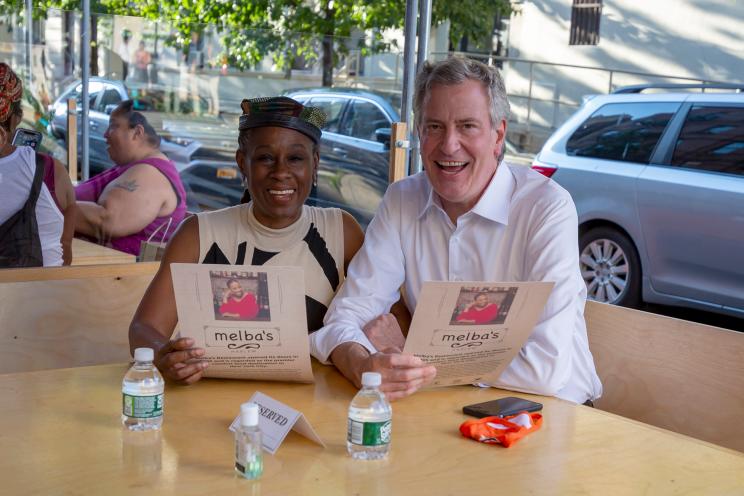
(74, 100), (187, 256)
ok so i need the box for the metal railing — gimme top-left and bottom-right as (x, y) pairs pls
(431, 51), (738, 150)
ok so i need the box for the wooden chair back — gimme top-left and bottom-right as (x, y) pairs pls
(585, 300), (744, 452)
(0, 263), (159, 374)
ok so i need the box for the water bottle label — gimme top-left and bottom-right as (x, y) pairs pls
(347, 419), (391, 446)
(122, 393), (163, 419)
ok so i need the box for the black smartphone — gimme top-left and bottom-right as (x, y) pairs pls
(463, 397), (543, 418)
(12, 127), (43, 149)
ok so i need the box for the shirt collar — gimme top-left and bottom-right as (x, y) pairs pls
(419, 175), (439, 220)
(471, 162), (514, 225)
(418, 162), (514, 225)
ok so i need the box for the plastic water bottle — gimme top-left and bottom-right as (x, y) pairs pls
(235, 402), (263, 479)
(122, 347), (164, 431)
(347, 372), (392, 460)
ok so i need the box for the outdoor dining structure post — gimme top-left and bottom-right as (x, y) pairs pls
(409, 0), (432, 175)
(390, 0), (432, 183)
(80, 0), (91, 180)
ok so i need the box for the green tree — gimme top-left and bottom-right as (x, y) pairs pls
(2, 0), (514, 86)
(435, 1), (513, 52)
(0, 0), (122, 76)
(112, 0), (513, 86)
(113, 0), (409, 86)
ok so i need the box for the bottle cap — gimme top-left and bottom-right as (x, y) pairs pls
(361, 372), (382, 387)
(240, 402), (260, 427)
(134, 347), (154, 362)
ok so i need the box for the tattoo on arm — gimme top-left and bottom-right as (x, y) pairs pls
(114, 180), (138, 192)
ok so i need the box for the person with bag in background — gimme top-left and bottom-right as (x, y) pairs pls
(0, 62), (75, 267)
(74, 99), (187, 257)
(138, 217), (172, 262)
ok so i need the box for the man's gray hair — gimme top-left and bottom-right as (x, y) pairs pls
(413, 56), (510, 132)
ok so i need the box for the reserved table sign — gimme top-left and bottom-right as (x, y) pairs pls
(229, 391), (325, 454)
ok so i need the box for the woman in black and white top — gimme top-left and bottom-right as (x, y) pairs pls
(129, 96), (373, 384)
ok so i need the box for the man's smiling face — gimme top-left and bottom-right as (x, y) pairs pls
(419, 79), (506, 221)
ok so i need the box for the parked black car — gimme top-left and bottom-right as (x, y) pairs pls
(181, 88), (400, 226)
(179, 87), (534, 226)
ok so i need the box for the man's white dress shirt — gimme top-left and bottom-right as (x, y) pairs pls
(310, 162), (603, 403)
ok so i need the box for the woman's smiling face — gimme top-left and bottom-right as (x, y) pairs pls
(237, 126), (318, 229)
(228, 281), (244, 298)
(475, 294), (490, 308)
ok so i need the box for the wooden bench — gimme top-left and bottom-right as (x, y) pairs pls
(585, 300), (744, 452)
(71, 238), (137, 266)
(0, 263), (159, 374)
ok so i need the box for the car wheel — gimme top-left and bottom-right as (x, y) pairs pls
(579, 227), (641, 307)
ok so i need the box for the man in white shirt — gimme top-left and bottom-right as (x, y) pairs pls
(310, 57), (602, 403)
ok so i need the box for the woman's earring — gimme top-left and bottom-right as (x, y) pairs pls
(313, 175), (318, 187)
(242, 175), (249, 188)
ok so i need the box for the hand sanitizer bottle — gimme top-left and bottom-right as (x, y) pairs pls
(235, 402), (263, 479)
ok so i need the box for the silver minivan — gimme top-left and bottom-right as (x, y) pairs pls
(533, 84), (744, 318)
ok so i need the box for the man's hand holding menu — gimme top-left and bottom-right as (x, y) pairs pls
(402, 281), (554, 387)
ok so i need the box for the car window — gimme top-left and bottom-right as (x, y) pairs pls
(64, 84), (83, 104)
(671, 106), (744, 176)
(339, 100), (390, 141)
(97, 87), (123, 112)
(566, 102), (679, 163)
(85, 82), (105, 107)
(63, 82), (104, 108)
(307, 97), (346, 133)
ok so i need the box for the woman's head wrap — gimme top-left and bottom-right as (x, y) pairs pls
(239, 96), (326, 144)
(0, 63), (23, 124)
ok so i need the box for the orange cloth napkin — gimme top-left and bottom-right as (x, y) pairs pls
(459, 412), (543, 447)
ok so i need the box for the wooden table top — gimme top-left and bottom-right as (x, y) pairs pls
(1, 362), (742, 495)
(72, 238), (136, 265)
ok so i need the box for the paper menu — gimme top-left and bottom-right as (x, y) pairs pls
(402, 281), (554, 387)
(171, 263), (314, 383)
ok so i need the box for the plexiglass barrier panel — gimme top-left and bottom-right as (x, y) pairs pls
(1, 7), (409, 224)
